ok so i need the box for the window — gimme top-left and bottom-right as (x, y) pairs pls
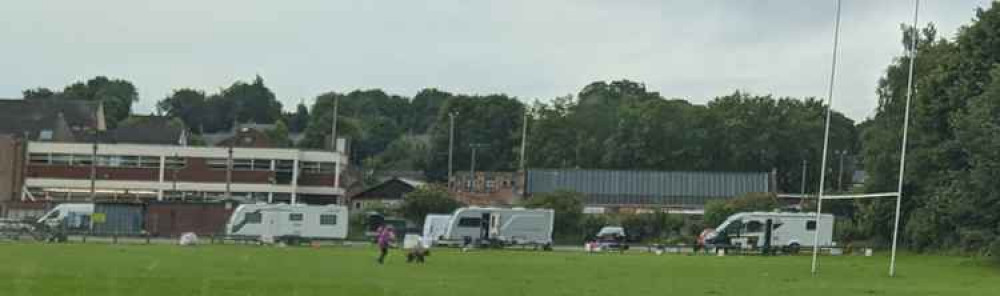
(253, 159), (272, 171)
(165, 157), (186, 169)
(139, 156), (160, 168)
(458, 217), (482, 228)
(38, 130), (53, 140)
(806, 221), (817, 231)
(29, 153), (50, 165)
(72, 154), (93, 166)
(276, 160), (294, 172)
(289, 213), (303, 221)
(207, 158), (228, 169)
(486, 179), (496, 193)
(118, 156), (139, 167)
(244, 212), (262, 224)
(320, 214), (337, 225)
(232, 159), (253, 170)
(300, 162), (320, 173)
(354, 201), (362, 209)
(50, 154), (71, 165)
(745, 221), (764, 233)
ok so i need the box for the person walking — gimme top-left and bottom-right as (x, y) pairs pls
(376, 225), (395, 264)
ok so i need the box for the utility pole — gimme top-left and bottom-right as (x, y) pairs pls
(226, 145), (233, 200)
(519, 110), (528, 172)
(90, 134), (97, 201)
(800, 158), (807, 195)
(838, 151), (846, 191)
(172, 153), (179, 199)
(448, 112), (457, 185)
(331, 96), (339, 151)
(469, 143), (487, 192)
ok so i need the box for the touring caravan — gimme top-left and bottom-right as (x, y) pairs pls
(226, 204), (348, 243)
(705, 212), (834, 252)
(440, 207), (554, 248)
(422, 214), (452, 243)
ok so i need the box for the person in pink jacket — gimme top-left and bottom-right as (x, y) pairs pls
(376, 225), (395, 264)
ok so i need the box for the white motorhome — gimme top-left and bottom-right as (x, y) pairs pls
(37, 203), (94, 230)
(226, 203), (348, 243)
(422, 214), (452, 243)
(440, 207), (554, 247)
(706, 212), (834, 252)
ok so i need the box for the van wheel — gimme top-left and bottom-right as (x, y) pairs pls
(542, 243), (553, 251)
(787, 243), (801, 254)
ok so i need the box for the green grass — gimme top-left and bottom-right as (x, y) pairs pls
(0, 243), (996, 295)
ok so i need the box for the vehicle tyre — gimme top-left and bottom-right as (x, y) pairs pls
(542, 243), (553, 251)
(788, 243), (801, 254)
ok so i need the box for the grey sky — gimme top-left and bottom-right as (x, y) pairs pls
(0, 0), (991, 121)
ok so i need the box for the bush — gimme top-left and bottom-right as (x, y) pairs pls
(399, 185), (462, 225)
(989, 240), (1000, 262)
(523, 190), (584, 237)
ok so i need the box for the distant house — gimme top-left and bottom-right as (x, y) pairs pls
(525, 169), (773, 214)
(349, 178), (425, 210)
(103, 116), (188, 145)
(449, 171), (523, 206)
(0, 98), (105, 203)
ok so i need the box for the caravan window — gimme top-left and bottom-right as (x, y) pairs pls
(458, 217), (482, 227)
(806, 220), (817, 230)
(289, 213), (303, 221)
(244, 212), (262, 224)
(320, 214), (337, 225)
(745, 221), (764, 233)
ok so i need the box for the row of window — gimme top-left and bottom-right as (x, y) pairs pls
(30, 153), (336, 174)
(30, 153), (184, 169)
(243, 212), (338, 225)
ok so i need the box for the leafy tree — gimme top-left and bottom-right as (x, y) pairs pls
(426, 94), (526, 180)
(409, 88), (453, 133)
(287, 103), (310, 133)
(265, 121), (292, 148)
(399, 185), (462, 225)
(702, 192), (779, 228)
(23, 88), (55, 99)
(523, 190), (584, 236)
(157, 89), (208, 131)
(23, 76), (139, 127)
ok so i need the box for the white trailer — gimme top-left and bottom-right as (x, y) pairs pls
(226, 203), (348, 243)
(706, 212), (834, 252)
(37, 203), (94, 230)
(422, 214), (451, 243)
(440, 207), (554, 247)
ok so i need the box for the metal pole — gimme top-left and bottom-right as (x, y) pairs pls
(90, 136), (97, 201)
(331, 96), (339, 151)
(470, 146), (477, 179)
(519, 110), (528, 172)
(838, 151), (845, 191)
(891, 0), (920, 278)
(226, 145), (233, 200)
(172, 153), (179, 195)
(448, 112), (456, 184)
(812, 0), (842, 275)
(800, 158), (808, 195)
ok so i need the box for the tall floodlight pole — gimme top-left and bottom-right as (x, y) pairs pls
(448, 112), (457, 185)
(812, 0), (843, 275)
(891, 0), (921, 278)
(226, 144), (233, 200)
(838, 151), (846, 191)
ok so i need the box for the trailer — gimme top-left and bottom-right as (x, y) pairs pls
(422, 214), (451, 244)
(705, 211), (835, 253)
(439, 207), (554, 248)
(226, 203), (348, 244)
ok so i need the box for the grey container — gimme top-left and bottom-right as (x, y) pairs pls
(92, 203), (145, 236)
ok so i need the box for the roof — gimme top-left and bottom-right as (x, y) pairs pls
(107, 116), (185, 145)
(397, 178), (426, 188)
(526, 169), (770, 207)
(0, 99), (103, 131)
(350, 178), (422, 201)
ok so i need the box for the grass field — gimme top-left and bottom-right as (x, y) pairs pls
(0, 243), (996, 296)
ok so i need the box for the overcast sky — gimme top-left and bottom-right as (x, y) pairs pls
(0, 0), (992, 121)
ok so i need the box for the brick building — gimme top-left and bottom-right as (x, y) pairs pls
(448, 171), (524, 206)
(22, 141), (347, 204)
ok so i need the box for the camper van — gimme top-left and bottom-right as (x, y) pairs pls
(422, 214), (452, 244)
(705, 212), (834, 252)
(37, 203), (94, 230)
(440, 207), (554, 248)
(226, 203), (348, 243)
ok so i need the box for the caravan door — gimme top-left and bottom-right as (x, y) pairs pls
(488, 213), (501, 239)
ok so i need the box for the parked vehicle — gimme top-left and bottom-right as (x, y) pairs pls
(592, 226), (629, 251)
(37, 203), (93, 230)
(705, 212), (835, 253)
(226, 203), (348, 244)
(422, 214), (451, 243)
(440, 207), (554, 248)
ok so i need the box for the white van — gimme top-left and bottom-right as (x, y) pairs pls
(226, 204), (348, 243)
(37, 203), (94, 230)
(440, 207), (554, 248)
(706, 212), (834, 252)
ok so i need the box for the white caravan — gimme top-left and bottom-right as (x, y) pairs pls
(226, 204), (348, 243)
(37, 203), (94, 230)
(706, 212), (834, 251)
(422, 214), (452, 243)
(440, 207), (554, 247)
